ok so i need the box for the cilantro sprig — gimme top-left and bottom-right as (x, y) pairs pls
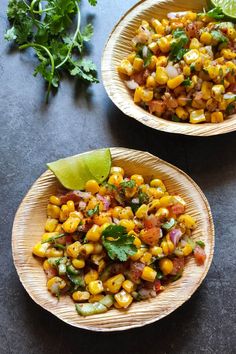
(87, 204), (99, 217)
(102, 225), (137, 262)
(5, 0), (99, 102)
(169, 28), (189, 62)
(199, 7), (225, 20)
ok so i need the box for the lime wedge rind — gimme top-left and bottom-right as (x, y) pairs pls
(209, 0), (236, 20)
(47, 148), (111, 190)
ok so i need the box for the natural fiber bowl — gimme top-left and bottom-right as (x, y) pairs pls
(102, 0), (236, 136)
(12, 148), (214, 331)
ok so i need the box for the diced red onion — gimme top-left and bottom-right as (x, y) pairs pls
(78, 201), (86, 210)
(125, 80), (139, 90)
(74, 191), (91, 199)
(131, 197), (139, 204)
(166, 65), (179, 78)
(142, 45), (148, 58)
(167, 11), (188, 19)
(170, 228), (182, 246)
(97, 194), (110, 210)
(113, 217), (120, 224)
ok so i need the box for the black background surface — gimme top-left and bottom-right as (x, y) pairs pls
(0, 1), (235, 353)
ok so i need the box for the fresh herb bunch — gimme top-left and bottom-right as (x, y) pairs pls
(5, 0), (99, 102)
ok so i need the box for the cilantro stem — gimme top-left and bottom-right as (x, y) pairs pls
(19, 42), (55, 102)
(55, 1), (81, 69)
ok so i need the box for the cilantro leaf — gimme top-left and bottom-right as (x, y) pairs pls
(81, 23), (94, 42)
(87, 205), (99, 217)
(120, 180), (136, 189)
(172, 115), (181, 122)
(169, 28), (189, 62)
(4, 26), (16, 41)
(88, 0), (97, 6)
(211, 30), (228, 44)
(102, 225), (137, 261)
(196, 240), (205, 248)
(182, 78), (192, 87)
(202, 7), (225, 20)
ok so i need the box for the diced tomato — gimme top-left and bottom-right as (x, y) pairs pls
(170, 257), (185, 275)
(227, 84), (236, 93)
(140, 227), (161, 246)
(65, 235), (73, 244)
(131, 72), (146, 85)
(56, 236), (67, 245)
(44, 267), (57, 279)
(60, 191), (81, 204)
(129, 262), (145, 283)
(171, 203), (185, 215)
(154, 279), (162, 292)
(194, 245), (206, 265)
(144, 215), (160, 229)
(148, 100), (166, 115)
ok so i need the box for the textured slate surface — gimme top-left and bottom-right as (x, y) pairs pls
(0, 1), (235, 353)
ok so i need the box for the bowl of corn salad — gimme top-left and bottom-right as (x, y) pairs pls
(102, 0), (236, 136)
(12, 148), (214, 331)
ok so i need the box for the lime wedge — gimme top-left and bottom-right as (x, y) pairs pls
(209, 0), (236, 20)
(47, 148), (111, 190)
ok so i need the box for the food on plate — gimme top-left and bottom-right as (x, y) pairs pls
(118, 8), (236, 123)
(33, 163), (206, 316)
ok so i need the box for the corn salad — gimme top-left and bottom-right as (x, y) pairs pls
(118, 10), (236, 123)
(33, 166), (206, 316)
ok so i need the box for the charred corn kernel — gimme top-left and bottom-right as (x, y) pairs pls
(151, 34), (161, 41)
(184, 49), (199, 64)
(85, 180), (100, 194)
(211, 111), (224, 123)
(47, 204), (60, 219)
(33, 242), (50, 257)
(86, 224), (101, 242)
(194, 57), (202, 71)
(141, 266), (157, 282)
(62, 217), (80, 233)
(98, 259), (106, 273)
(200, 32), (212, 45)
(221, 49), (236, 60)
(212, 85), (225, 101)
(86, 197), (97, 210)
(130, 247), (145, 261)
(201, 81), (213, 100)
(135, 204), (149, 219)
(178, 214), (196, 229)
(104, 274), (125, 293)
(127, 52), (136, 64)
(45, 218), (58, 232)
(151, 18), (165, 34)
(92, 243), (103, 254)
(150, 246), (163, 257)
(80, 243), (94, 256)
(91, 253), (104, 264)
(183, 65), (191, 76)
(133, 57), (144, 72)
(119, 219), (135, 232)
(206, 65), (220, 79)
(119, 207), (134, 220)
(148, 42), (159, 54)
(112, 206), (123, 218)
(186, 11), (197, 20)
(110, 166), (124, 176)
(122, 280), (135, 293)
(146, 75), (156, 88)
(108, 173), (123, 186)
(167, 74), (184, 89)
(140, 251), (152, 264)
(159, 258), (173, 275)
(118, 59), (134, 76)
(114, 290), (133, 308)
(72, 291), (90, 301)
(156, 67), (168, 85)
(189, 38), (201, 49)
(55, 224), (63, 233)
(190, 109), (206, 124)
(89, 294), (104, 303)
(59, 204), (70, 222)
(45, 247), (64, 258)
(147, 55), (158, 70)
(94, 213), (112, 225)
(158, 37), (170, 53)
(67, 241), (81, 258)
(175, 107), (188, 120)
(148, 199), (161, 212)
(114, 290), (133, 309)
(182, 243), (193, 256)
(47, 276), (66, 292)
(148, 187), (165, 198)
(156, 207), (169, 219)
(88, 280), (104, 295)
(84, 269), (99, 285)
(177, 95), (188, 106)
(141, 88), (153, 102)
(72, 258), (85, 269)
(133, 236), (142, 248)
(131, 174), (144, 186)
(134, 86), (143, 103)
(49, 195), (61, 206)
(43, 260), (51, 271)
(66, 200), (75, 212)
(228, 28), (236, 40)
(155, 56), (168, 67)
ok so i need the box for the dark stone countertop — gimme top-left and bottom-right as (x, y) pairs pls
(0, 1), (235, 353)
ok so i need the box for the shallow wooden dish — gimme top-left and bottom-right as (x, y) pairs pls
(12, 148), (214, 331)
(102, 0), (236, 136)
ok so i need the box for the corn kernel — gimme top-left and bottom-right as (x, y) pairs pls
(183, 65), (191, 76)
(221, 49), (236, 60)
(140, 251), (152, 265)
(122, 280), (135, 293)
(49, 195), (61, 206)
(141, 266), (157, 282)
(167, 74), (184, 89)
(201, 81), (213, 100)
(86, 224), (101, 242)
(146, 75), (156, 88)
(211, 111), (224, 123)
(182, 243), (193, 256)
(176, 107), (188, 120)
(155, 56), (168, 67)
(47, 204), (60, 219)
(148, 42), (159, 54)
(134, 86), (142, 103)
(189, 38), (201, 49)
(110, 166), (124, 176)
(84, 269), (99, 284)
(135, 204), (149, 219)
(127, 52), (136, 64)
(114, 290), (133, 308)
(190, 109), (206, 124)
(156, 207), (169, 219)
(119, 207), (134, 220)
(183, 49), (199, 64)
(141, 88), (153, 102)
(45, 247), (63, 258)
(45, 218), (58, 232)
(151, 18), (165, 35)
(156, 67), (168, 85)
(72, 258), (85, 269)
(133, 57), (144, 72)
(72, 291), (90, 301)
(32, 242), (50, 258)
(47, 276), (66, 293)
(80, 243), (94, 256)
(104, 274), (125, 293)
(62, 216), (81, 233)
(59, 204), (70, 222)
(159, 258), (173, 275)
(119, 219), (135, 232)
(66, 200), (75, 212)
(212, 85), (225, 101)
(89, 294), (104, 303)
(108, 173), (123, 186)
(150, 246), (163, 257)
(118, 59), (134, 76)
(200, 32), (212, 45)
(88, 280), (104, 295)
(130, 248), (145, 261)
(67, 241), (81, 258)
(178, 214), (196, 229)
(85, 179), (100, 194)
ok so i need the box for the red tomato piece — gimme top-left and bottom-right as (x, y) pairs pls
(171, 203), (185, 215)
(170, 257), (185, 275)
(144, 215), (161, 229)
(140, 227), (161, 246)
(194, 245), (206, 265)
(154, 279), (162, 292)
(129, 262), (145, 283)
